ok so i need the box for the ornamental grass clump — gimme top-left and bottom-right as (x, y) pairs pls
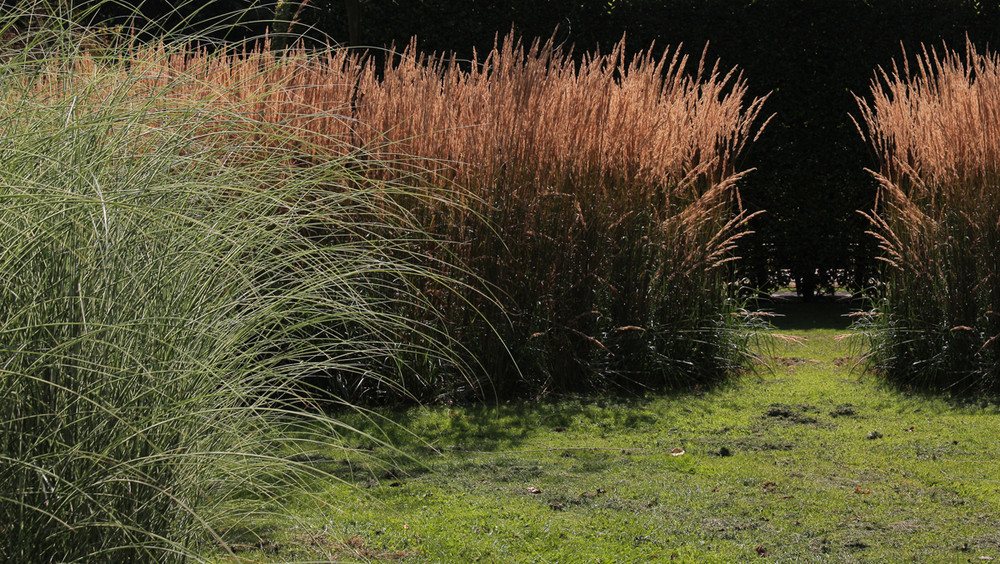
(156, 34), (770, 396)
(855, 39), (1000, 393)
(356, 36), (769, 394)
(0, 9), (468, 562)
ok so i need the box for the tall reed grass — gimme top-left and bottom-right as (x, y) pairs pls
(0, 7), (468, 561)
(147, 34), (770, 396)
(855, 39), (1000, 393)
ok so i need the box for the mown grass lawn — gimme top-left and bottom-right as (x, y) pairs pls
(218, 298), (1000, 562)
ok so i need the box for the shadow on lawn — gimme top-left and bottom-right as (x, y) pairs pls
(365, 396), (659, 452)
(318, 295), (869, 478)
(315, 395), (670, 482)
(756, 292), (865, 331)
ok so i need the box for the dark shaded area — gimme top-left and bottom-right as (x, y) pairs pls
(71, 0), (274, 42)
(318, 395), (668, 474)
(756, 293), (862, 331)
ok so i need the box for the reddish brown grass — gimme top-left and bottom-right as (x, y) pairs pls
(58, 33), (770, 396)
(856, 39), (1000, 392)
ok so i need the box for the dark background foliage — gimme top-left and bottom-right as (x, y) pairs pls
(82, 0), (1000, 297)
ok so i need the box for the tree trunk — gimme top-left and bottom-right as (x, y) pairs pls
(345, 0), (361, 45)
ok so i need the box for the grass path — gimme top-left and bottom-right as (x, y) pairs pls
(229, 299), (1000, 562)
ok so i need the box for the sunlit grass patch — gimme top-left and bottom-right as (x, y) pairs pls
(258, 322), (1000, 562)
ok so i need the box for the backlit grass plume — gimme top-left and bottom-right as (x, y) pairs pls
(855, 39), (1000, 393)
(147, 33), (770, 395)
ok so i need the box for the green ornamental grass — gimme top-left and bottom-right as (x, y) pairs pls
(0, 5), (469, 561)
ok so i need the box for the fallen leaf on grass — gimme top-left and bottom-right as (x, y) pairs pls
(580, 488), (607, 499)
(670, 447), (685, 456)
(527, 487), (542, 494)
